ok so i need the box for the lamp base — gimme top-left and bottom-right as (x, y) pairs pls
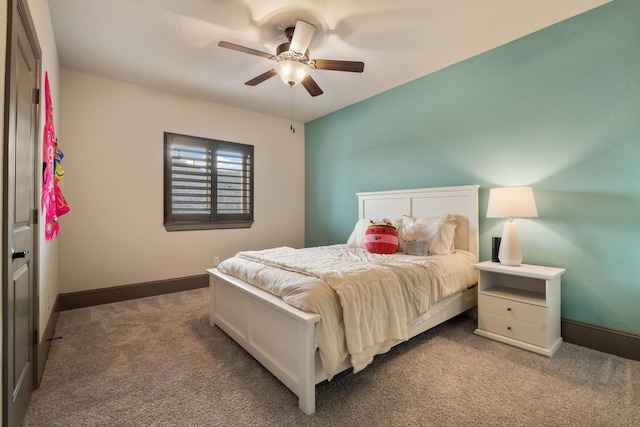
(498, 220), (522, 266)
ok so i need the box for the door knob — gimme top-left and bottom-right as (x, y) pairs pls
(11, 249), (29, 260)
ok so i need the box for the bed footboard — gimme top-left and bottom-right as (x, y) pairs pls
(207, 268), (322, 414)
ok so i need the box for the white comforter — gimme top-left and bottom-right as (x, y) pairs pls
(217, 245), (477, 378)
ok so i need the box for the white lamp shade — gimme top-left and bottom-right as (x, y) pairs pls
(274, 60), (310, 86)
(486, 186), (538, 219)
(487, 186), (538, 266)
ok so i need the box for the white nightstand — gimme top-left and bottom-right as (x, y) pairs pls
(473, 261), (566, 357)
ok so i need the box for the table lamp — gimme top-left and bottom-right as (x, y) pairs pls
(486, 186), (538, 266)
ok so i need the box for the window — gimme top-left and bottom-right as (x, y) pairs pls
(164, 132), (254, 231)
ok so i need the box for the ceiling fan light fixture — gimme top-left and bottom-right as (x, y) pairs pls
(219, 19), (363, 96)
(274, 60), (310, 86)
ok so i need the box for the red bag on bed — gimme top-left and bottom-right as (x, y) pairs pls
(363, 219), (398, 254)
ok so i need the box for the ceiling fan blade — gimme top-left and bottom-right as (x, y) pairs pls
(313, 59), (365, 73)
(301, 75), (323, 97)
(218, 41), (274, 60)
(289, 20), (316, 54)
(245, 69), (277, 86)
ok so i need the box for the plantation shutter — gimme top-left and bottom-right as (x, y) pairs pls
(164, 133), (253, 230)
(170, 142), (211, 218)
(214, 142), (253, 221)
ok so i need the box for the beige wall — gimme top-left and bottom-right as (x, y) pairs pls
(58, 70), (305, 293)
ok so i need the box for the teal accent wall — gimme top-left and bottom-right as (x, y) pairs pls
(305, 0), (640, 335)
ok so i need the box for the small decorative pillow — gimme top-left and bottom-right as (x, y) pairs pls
(363, 219), (399, 254)
(347, 217), (402, 248)
(401, 222), (457, 255)
(403, 239), (429, 255)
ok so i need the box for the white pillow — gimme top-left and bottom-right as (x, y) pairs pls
(414, 213), (457, 225)
(402, 239), (429, 255)
(347, 217), (402, 248)
(401, 222), (457, 255)
(402, 215), (417, 225)
(347, 218), (370, 248)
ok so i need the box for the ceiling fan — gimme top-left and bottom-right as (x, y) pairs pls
(218, 20), (365, 97)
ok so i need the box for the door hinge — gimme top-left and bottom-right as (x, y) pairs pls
(33, 209), (39, 225)
(33, 88), (40, 105)
(34, 330), (39, 347)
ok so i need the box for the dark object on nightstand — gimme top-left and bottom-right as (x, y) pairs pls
(492, 237), (501, 262)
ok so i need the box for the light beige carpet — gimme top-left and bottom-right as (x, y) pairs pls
(23, 288), (639, 426)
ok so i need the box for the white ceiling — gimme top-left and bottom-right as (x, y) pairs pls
(47, 0), (610, 123)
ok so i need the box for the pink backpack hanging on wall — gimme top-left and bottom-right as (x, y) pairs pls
(41, 72), (69, 240)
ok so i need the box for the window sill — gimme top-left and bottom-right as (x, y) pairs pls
(164, 221), (254, 231)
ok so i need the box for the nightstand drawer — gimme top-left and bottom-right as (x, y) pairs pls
(479, 294), (547, 327)
(478, 312), (547, 347)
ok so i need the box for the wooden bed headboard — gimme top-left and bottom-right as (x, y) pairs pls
(356, 185), (480, 259)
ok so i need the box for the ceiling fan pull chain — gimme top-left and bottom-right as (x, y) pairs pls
(290, 85), (296, 133)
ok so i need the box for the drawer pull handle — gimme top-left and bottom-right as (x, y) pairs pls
(507, 326), (512, 331)
(507, 307), (512, 311)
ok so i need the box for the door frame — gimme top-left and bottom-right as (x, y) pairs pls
(3, 0), (42, 423)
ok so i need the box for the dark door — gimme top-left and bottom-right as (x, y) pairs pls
(4, 0), (41, 425)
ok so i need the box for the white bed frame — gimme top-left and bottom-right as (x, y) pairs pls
(208, 185), (479, 414)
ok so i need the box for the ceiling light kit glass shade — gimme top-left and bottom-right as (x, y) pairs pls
(486, 186), (538, 266)
(274, 60), (310, 86)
